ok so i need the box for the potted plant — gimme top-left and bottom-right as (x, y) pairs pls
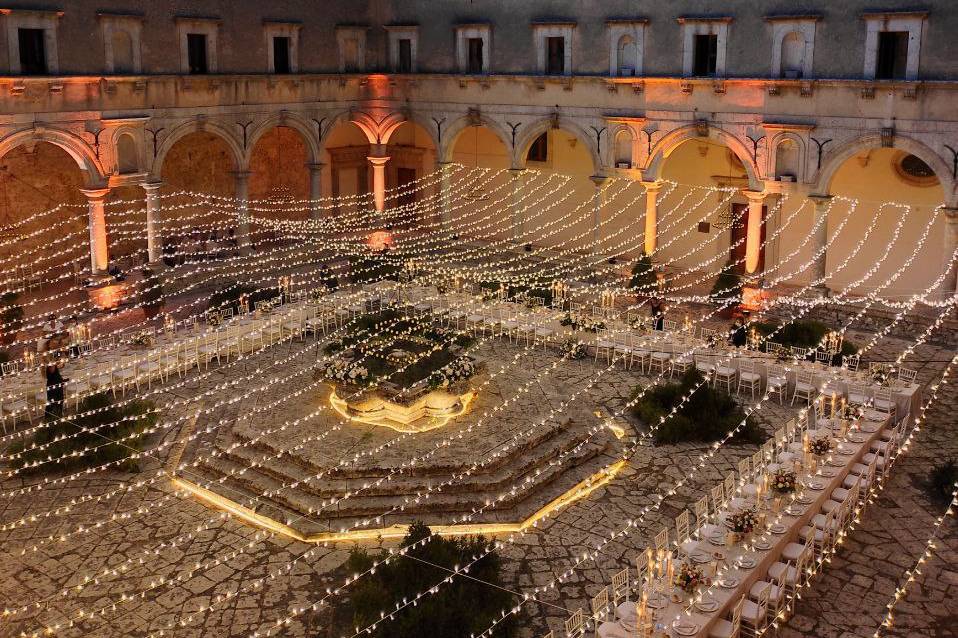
(140, 268), (164, 319)
(0, 292), (24, 346)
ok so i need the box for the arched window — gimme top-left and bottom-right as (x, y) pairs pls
(613, 130), (633, 168)
(780, 32), (805, 79)
(894, 152), (940, 187)
(617, 35), (636, 77)
(116, 133), (138, 174)
(774, 138), (800, 181)
(111, 30), (135, 74)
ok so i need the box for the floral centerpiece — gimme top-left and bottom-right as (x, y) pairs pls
(559, 339), (587, 360)
(728, 508), (758, 535)
(207, 313), (222, 327)
(559, 313), (605, 333)
(323, 359), (370, 386)
(131, 331), (155, 347)
(809, 435), (832, 457)
(427, 356), (476, 389)
(771, 468), (797, 494)
(674, 562), (709, 594)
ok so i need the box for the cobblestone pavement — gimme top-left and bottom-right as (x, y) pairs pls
(0, 311), (953, 638)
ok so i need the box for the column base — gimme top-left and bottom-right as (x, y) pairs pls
(86, 275), (132, 311)
(811, 285), (830, 298)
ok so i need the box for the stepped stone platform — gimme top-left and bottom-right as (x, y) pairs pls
(177, 341), (627, 538)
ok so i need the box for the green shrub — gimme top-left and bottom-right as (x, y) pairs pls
(754, 319), (858, 359)
(208, 284), (279, 315)
(630, 255), (657, 292)
(9, 392), (158, 474)
(336, 522), (517, 638)
(631, 369), (764, 445)
(711, 260), (743, 300)
(927, 460), (958, 504)
(350, 253), (403, 283)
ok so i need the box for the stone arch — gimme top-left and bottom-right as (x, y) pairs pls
(768, 132), (806, 182)
(0, 126), (105, 186)
(151, 118), (245, 178)
(645, 124), (762, 190)
(348, 109), (409, 146)
(513, 117), (601, 173)
(616, 34), (637, 76)
(440, 113), (512, 164)
(611, 125), (635, 168)
(814, 133), (955, 205)
(243, 113), (320, 168)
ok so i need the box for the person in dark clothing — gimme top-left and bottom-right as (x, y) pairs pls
(730, 319), (748, 348)
(650, 298), (665, 331)
(45, 361), (66, 420)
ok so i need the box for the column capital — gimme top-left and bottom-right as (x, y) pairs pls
(742, 189), (766, 202)
(943, 207), (958, 221)
(366, 155), (390, 166)
(141, 180), (163, 193)
(306, 162), (326, 171)
(640, 179), (665, 192)
(80, 187), (111, 201)
(589, 174), (610, 188)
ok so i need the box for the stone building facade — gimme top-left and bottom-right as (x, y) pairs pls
(0, 0), (956, 298)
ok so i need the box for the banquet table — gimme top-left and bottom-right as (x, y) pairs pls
(598, 408), (893, 637)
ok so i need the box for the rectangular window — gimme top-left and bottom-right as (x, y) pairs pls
(876, 31), (908, 80)
(187, 33), (208, 74)
(343, 37), (360, 71)
(467, 37), (484, 74)
(527, 133), (548, 163)
(273, 36), (291, 73)
(18, 28), (47, 75)
(693, 34), (718, 76)
(546, 36), (564, 75)
(397, 38), (412, 73)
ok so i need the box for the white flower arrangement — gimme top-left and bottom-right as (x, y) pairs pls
(728, 507), (758, 534)
(560, 339), (587, 360)
(428, 356), (477, 389)
(132, 331), (155, 347)
(809, 435), (832, 456)
(771, 468), (796, 494)
(559, 312), (606, 333)
(323, 359), (370, 386)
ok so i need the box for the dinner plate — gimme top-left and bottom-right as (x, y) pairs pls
(806, 480), (825, 490)
(753, 539), (772, 550)
(770, 523), (787, 534)
(861, 424), (880, 433)
(737, 557), (757, 569)
(691, 552), (711, 564)
(672, 621), (699, 636)
(785, 505), (804, 516)
(695, 599), (720, 613)
(836, 447), (854, 456)
(827, 458), (845, 467)
(708, 535), (726, 547)
(847, 434), (865, 443)
(797, 495), (814, 505)
(718, 577), (740, 589)
(647, 594), (668, 609)
(820, 468), (839, 478)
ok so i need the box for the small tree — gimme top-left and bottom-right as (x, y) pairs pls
(630, 255), (657, 293)
(711, 259), (743, 300)
(0, 291), (24, 345)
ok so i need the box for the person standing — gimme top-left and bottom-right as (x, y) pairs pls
(45, 359), (66, 421)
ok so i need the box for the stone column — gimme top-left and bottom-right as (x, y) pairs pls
(590, 175), (609, 256)
(367, 149), (390, 213)
(943, 208), (958, 298)
(233, 170), (252, 254)
(142, 181), (163, 265)
(80, 187), (111, 277)
(509, 167), (524, 243)
(640, 180), (663, 256)
(808, 194), (832, 295)
(743, 189), (767, 275)
(437, 161), (454, 227)
(307, 162), (325, 221)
